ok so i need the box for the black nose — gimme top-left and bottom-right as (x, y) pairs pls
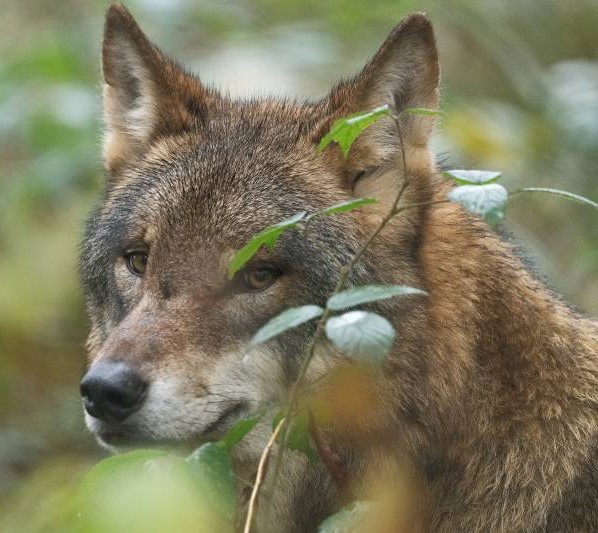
(80, 360), (147, 422)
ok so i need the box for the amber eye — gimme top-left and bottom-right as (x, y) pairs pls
(241, 267), (280, 291)
(125, 252), (148, 276)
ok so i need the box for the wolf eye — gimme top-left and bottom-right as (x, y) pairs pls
(353, 170), (366, 184)
(351, 166), (377, 186)
(241, 266), (280, 291)
(124, 252), (148, 276)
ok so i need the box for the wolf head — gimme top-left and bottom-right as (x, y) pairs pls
(79, 4), (440, 450)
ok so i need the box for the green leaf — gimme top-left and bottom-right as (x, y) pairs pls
(443, 169), (502, 185)
(79, 450), (169, 496)
(273, 408), (318, 464)
(318, 105), (390, 158)
(228, 211), (307, 278)
(325, 311), (395, 363)
(250, 305), (323, 347)
(327, 284), (426, 311)
(448, 183), (508, 227)
(514, 187), (598, 209)
(307, 197), (378, 220)
(186, 442), (236, 521)
(287, 409), (318, 464)
(219, 412), (263, 450)
(404, 107), (443, 116)
(318, 501), (375, 533)
(78, 451), (230, 532)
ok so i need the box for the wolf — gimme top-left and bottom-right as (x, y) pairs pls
(79, 4), (598, 531)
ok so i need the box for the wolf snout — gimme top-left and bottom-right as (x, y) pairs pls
(80, 360), (148, 422)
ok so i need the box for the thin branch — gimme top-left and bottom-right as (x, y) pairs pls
(254, 109), (444, 525)
(393, 112), (411, 202)
(243, 417), (286, 533)
(268, 111), (417, 494)
(510, 187), (598, 209)
(268, 313), (329, 491)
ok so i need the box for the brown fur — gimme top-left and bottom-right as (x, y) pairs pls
(80, 4), (598, 532)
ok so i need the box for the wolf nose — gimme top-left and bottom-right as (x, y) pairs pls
(80, 360), (147, 422)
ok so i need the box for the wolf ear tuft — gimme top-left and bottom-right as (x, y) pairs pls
(318, 14), (439, 189)
(356, 13), (439, 124)
(101, 4), (205, 178)
(330, 13), (439, 140)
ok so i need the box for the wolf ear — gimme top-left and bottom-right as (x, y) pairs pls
(318, 14), (440, 201)
(101, 4), (206, 177)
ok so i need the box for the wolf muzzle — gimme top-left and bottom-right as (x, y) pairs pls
(80, 360), (148, 422)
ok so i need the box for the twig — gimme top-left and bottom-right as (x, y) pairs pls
(510, 187), (598, 209)
(243, 417), (286, 533)
(268, 111), (417, 494)
(255, 109), (442, 524)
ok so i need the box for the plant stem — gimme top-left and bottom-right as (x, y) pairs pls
(243, 417), (286, 533)
(251, 110), (443, 526)
(510, 187), (598, 209)
(267, 113), (417, 493)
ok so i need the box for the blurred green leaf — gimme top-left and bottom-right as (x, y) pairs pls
(219, 412), (263, 450)
(2, 40), (90, 83)
(318, 501), (375, 533)
(273, 408), (318, 464)
(228, 212), (307, 278)
(186, 442), (236, 522)
(79, 450), (168, 496)
(448, 183), (508, 226)
(318, 105), (390, 157)
(77, 451), (227, 533)
(0, 459), (86, 533)
(327, 284), (426, 311)
(250, 305), (323, 347)
(325, 311), (395, 363)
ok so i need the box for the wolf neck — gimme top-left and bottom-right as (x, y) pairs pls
(414, 193), (598, 530)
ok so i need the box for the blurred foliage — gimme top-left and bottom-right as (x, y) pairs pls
(0, 0), (596, 529)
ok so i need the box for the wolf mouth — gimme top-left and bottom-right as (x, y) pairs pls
(200, 402), (249, 438)
(95, 401), (249, 449)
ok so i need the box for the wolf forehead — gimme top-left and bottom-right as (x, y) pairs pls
(99, 99), (348, 243)
(82, 3), (438, 313)
(80, 101), (359, 299)
(89, 3), (439, 262)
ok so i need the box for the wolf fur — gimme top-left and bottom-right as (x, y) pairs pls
(80, 4), (598, 531)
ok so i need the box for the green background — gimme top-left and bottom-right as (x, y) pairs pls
(0, 0), (596, 526)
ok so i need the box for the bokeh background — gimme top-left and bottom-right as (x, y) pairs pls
(1, 0), (597, 527)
